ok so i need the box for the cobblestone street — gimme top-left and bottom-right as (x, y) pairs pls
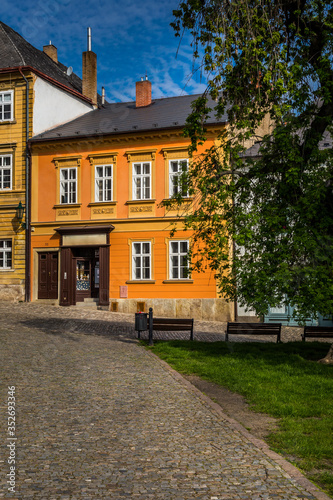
(0, 302), (330, 499)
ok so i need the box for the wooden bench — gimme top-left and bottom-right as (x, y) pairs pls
(302, 326), (333, 342)
(225, 322), (282, 343)
(152, 318), (194, 341)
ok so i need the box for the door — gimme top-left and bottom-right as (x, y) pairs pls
(38, 252), (58, 299)
(75, 258), (91, 302)
(265, 300), (316, 326)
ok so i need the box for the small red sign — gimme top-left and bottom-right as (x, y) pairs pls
(119, 286), (128, 298)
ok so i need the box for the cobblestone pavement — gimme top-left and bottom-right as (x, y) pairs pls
(0, 302), (330, 500)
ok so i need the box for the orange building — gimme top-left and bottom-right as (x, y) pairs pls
(29, 80), (233, 321)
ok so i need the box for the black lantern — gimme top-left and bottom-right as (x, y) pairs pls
(16, 201), (25, 223)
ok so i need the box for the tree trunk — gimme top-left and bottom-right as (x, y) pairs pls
(318, 344), (333, 364)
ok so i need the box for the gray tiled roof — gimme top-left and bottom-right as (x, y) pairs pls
(31, 94), (227, 141)
(0, 21), (95, 101)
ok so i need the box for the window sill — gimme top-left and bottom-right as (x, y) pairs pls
(163, 279), (193, 283)
(0, 268), (14, 272)
(126, 199), (156, 205)
(88, 201), (117, 207)
(126, 280), (156, 284)
(162, 197), (193, 203)
(0, 120), (16, 125)
(53, 203), (81, 209)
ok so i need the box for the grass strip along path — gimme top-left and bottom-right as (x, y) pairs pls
(145, 340), (333, 497)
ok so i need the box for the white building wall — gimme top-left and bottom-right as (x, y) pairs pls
(33, 77), (93, 136)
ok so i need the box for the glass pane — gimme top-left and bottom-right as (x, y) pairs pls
(69, 169), (76, 179)
(143, 256), (150, 267)
(170, 161), (178, 173)
(4, 94), (11, 102)
(105, 166), (112, 177)
(180, 242), (188, 253)
(133, 243), (141, 254)
(61, 170), (68, 180)
(180, 160), (188, 172)
(171, 255), (179, 267)
(4, 104), (11, 119)
(96, 180), (103, 201)
(134, 163), (141, 175)
(96, 166), (103, 178)
(134, 178), (141, 199)
(172, 266), (178, 279)
(143, 163), (150, 174)
(142, 243), (150, 254)
(171, 242), (178, 254)
(105, 179), (112, 200)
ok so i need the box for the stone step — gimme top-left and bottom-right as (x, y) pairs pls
(75, 298), (99, 308)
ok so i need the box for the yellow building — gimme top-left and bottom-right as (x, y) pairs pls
(29, 79), (234, 321)
(0, 22), (97, 301)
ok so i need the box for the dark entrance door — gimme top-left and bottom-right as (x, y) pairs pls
(38, 252), (58, 299)
(75, 257), (91, 302)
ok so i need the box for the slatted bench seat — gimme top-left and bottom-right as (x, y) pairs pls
(225, 322), (282, 343)
(302, 326), (333, 342)
(152, 318), (194, 341)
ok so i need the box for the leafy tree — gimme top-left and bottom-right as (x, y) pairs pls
(168, 0), (333, 322)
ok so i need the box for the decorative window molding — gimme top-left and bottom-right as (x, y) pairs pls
(161, 146), (189, 199)
(53, 156), (81, 206)
(0, 154), (12, 190)
(132, 161), (151, 200)
(169, 159), (189, 197)
(168, 239), (190, 280)
(129, 239), (154, 281)
(88, 152), (118, 204)
(95, 165), (113, 202)
(0, 239), (12, 269)
(125, 149), (156, 201)
(60, 167), (77, 204)
(0, 90), (14, 122)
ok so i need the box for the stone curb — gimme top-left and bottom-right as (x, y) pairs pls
(145, 347), (332, 500)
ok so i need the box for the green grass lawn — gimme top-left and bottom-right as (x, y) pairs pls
(145, 340), (333, 497)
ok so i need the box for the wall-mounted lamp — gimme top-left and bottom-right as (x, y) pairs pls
(16, 201), (25, 225)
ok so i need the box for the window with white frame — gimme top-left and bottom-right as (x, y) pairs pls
(0, 91), (13, 121)
(132, 242), (151, 280)
(169, 159), (188, 197)
(60, 168), (77, 204)
(95, 165), (112, 202)
(133, 162), (151, 200)
(0, 239), (12, 269)
(169, 240), (190, 279)
(0, 155), (12, 190)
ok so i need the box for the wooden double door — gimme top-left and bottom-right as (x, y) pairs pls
(38, 252), (58, 299)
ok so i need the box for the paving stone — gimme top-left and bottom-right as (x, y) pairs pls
(0, 302), (330, 499)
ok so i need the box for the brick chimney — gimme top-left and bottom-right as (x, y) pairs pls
(43, 42), (58, 63)
(136, 76), (152, 107)
(82, 27), (97, 105)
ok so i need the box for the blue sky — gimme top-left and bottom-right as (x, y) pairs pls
(0, 0), (207, 102)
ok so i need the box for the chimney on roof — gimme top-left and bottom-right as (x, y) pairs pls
(82, 27), (97, 105)
(136, 76), (152, 107)
(43, 41), (58, 63)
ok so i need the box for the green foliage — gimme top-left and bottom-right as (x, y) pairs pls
(169, 0), (333, 321)
(148, 340), (333, 495)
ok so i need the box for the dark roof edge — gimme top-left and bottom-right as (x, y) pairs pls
(29, 120), (226, 144)
(0, 66), (94, 105)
